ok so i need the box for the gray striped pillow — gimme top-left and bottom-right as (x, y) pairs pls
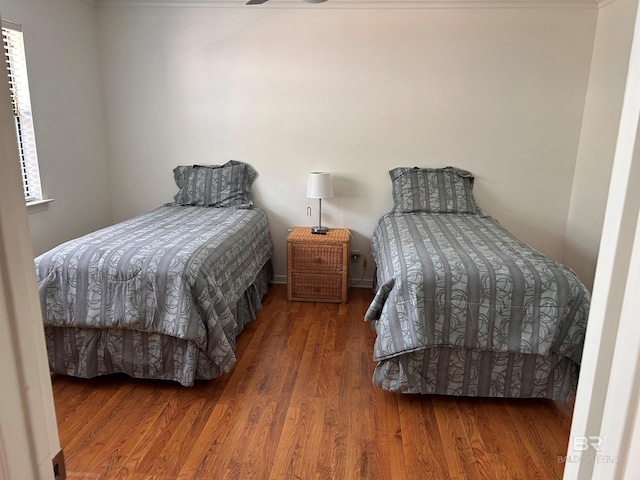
(173, 160), (257, 208)
(390, 166), (481, 214)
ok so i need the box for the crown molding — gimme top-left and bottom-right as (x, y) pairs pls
(93, 0), (598, 9)
(596, 0), (620, 7)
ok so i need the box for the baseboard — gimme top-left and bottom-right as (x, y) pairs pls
(349, 278), (374, 289)
(271, 274), (373, 290)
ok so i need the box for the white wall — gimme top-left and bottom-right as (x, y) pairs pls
(97, 4), (597, 284)
(565, 0), (638, 292)
(0, 0), (112, 256)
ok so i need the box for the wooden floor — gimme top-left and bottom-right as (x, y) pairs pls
(52, 284), (574, 480)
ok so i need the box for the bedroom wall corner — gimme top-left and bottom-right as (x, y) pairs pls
(95, 4), (597, 285)
(564, 0), (639, 291)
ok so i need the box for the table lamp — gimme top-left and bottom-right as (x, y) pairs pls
(307, 172), (334, 234)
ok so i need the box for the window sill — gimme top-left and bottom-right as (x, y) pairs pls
(26, 198), (54, 213)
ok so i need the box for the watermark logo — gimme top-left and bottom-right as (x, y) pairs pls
(573, 436), (602, 452)
(557, 436), (617, 464)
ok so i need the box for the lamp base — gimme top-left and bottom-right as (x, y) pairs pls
(310, 226), (328, 235)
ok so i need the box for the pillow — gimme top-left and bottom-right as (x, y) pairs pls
(389, 166), (482, 214)
(173, 160), (257, 208)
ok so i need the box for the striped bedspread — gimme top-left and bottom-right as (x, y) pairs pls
(35, 205), (272, 383)
(365, 212), (590, 366)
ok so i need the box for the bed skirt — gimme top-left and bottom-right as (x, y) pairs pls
(373, 346), (579, 402)
(45, 260), (273, 386)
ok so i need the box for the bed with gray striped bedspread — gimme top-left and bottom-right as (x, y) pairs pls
(365, 212), (590, 400)
(35, 204), (273, 386)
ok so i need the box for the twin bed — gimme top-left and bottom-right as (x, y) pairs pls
(36, 161), (273, 386)
(364, 167), (590, 401)
(36, 163), (589, 400)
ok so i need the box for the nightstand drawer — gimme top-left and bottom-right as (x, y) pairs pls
(289, 272), (344, 302)
(289, 244), (345, 272)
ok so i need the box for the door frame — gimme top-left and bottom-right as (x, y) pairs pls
(0, 8), (61, 478)
(564, 1), (640, 478)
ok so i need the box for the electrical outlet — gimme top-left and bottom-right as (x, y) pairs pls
(351, 250), (361, 261)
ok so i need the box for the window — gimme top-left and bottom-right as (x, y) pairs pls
(2, 20), (42, 203)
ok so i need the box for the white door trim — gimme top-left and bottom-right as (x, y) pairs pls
(0, 7), (61, 478)
(564, 1), (640, 478)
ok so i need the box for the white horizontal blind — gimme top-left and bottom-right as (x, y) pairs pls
(2, 21), (42, 203)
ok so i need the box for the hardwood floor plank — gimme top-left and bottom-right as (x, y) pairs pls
(51, 284), (574, 480)
(177, 393), (258, 478)
(289, 305), (333, 401)
(216, 400), (273, 478)
(53, 376), (124, 448)
(397, 395), (451, 478)
(52, 379), (94, 441)
(457, 398), (529, 480)
(61, 381), (139, 466)
(346, 386), (391, 480)
(434, 396), (484, 478)
(505, 400), (570, 479)
(138, 397), (210, 477)
(373, 391), (407, 480)
(444, 398), (499, 480)
(482, 399), (550, 480)
(82, 382), (178, 477)
(314, 396), (349, 480)
(229, 399), (287, 479)
(270, 397), (326, 480)
(111, 386), (201, 478)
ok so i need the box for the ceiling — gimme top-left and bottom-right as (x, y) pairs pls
(90, 0), (602, 10)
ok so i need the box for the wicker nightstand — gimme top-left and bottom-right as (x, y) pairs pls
(286, 227), (350, 303)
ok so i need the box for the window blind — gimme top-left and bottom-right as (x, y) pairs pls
(2, 20), (42, 203)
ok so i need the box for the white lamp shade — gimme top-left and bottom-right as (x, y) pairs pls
(306, 172), (334, 199)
